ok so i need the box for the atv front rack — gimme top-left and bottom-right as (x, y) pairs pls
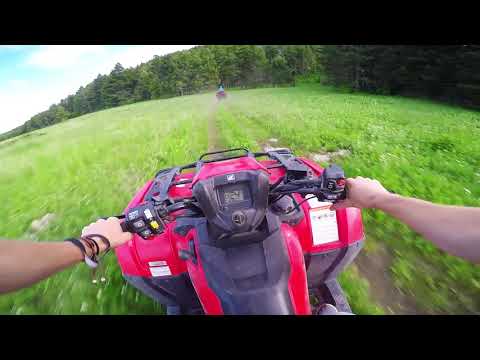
(157, 148), (309, 181)
(149, 148), (305, 205)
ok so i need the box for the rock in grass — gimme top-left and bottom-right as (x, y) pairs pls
(312, 149), (351, 163)
(313, 153), (332, 163)
(31, 213), (56, 233)
(263, 145), (286, 152)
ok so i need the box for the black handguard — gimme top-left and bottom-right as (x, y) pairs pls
(318, 164), (347, 202)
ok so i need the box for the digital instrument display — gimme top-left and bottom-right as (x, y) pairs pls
(224, 189), (244, 204)
(218, 183), (250, 206)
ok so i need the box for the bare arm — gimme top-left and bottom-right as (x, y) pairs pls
(0, 217), (132, 295)
(332, 177), (480, 263)
(0, 240), (84, 294)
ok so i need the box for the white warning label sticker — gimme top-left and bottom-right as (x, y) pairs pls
(149, 265), (172, 277)
(308, 200), (339, 245)
(307, 196), (330, 209)
(148, 260), (168, 267)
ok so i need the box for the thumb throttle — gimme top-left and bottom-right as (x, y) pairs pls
(320, 164), (347, 201)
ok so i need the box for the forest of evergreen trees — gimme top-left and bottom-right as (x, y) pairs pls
(1, 45), (479, 142)
(322, 45), (480, 108)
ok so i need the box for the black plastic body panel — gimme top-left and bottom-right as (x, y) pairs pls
(305, 240), (364, 313)
(305, 239), (364, 286)
(195, 215), (295, 315)
(271, 196), (305, 226)
(123, 223), (364, 315)
(123, 272), (203, 313)
(267, 150), (310, 180)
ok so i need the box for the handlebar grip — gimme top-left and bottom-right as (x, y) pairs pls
(99, 215), (129, 232)
(100, 215), (125, 220)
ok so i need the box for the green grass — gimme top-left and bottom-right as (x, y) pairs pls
(1, 84), (479, 314)
(339, 266), (385, 315)
(215, 84), (480, 314)
(0, 94), (211, 314)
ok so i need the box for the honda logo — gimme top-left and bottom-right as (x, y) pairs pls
(226, 174), (235, 182)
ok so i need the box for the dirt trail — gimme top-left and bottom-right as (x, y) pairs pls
(207, 102), (220, 153)
(354, 243), (421, 314)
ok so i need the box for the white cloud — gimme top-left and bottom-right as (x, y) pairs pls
(0, 45), (196, 133)
(26, 45), (108, 69)
(25, 45), (196, 72)
(0, 79), (78, 133)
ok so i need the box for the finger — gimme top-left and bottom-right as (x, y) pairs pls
(123, 232), (133, 241)
(345, 178), (357, 190)
(117, 232), (133, 245)
(346, 178), (356, 185)
(331, 200), (352, 210)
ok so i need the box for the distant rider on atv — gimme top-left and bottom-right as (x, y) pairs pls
(216, 83), (226, 100)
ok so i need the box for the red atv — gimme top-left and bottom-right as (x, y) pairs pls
(216, 90), (227, 101)
(113, 148), (364, 315)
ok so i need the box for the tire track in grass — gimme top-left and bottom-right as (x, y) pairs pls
(208, 102), (220, 152)
(354, 242), (421, 314)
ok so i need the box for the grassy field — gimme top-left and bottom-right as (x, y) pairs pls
(1, 84), (479, 314)
(0, 95), (211, 314)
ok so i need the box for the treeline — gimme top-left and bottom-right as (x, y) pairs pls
(1, 45), (322, 141)
(322, 45), (480, 108)
(4, 45), (479, 143)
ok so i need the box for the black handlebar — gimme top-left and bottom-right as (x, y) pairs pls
(110, 174), (345, 239)
(102, 154), (347, 239)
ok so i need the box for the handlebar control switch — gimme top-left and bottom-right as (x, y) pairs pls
(133, 220), (146, 229)
(319, 164), (347, 202)
(124, 203), (166, 239)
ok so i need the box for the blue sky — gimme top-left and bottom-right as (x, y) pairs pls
(0, 45), (195, 133)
